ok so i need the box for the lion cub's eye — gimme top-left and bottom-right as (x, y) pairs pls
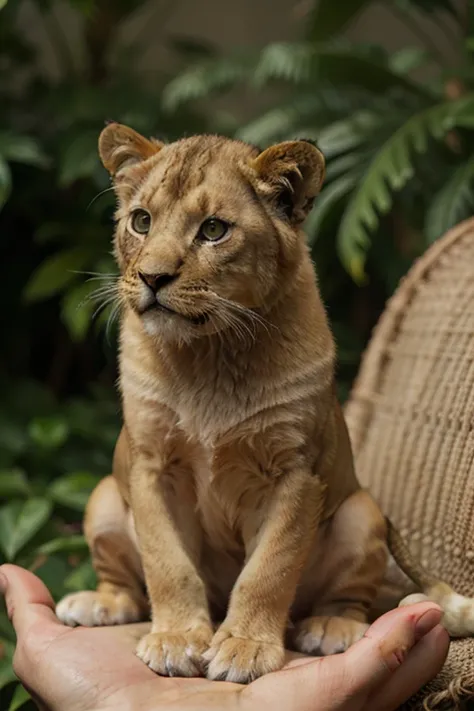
(198, 218), (229, 242)
(129, 209), (151, 236)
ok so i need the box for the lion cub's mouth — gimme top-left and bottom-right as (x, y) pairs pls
(141, 300), (209, 326)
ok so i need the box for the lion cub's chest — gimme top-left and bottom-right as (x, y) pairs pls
(169, 430), (272, 556)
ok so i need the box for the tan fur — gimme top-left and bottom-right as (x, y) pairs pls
(56, 124), (474, 683)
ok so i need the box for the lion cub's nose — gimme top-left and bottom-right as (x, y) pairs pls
(138, 271), (177, 294)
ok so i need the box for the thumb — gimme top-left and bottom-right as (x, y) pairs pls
(253, 603), (447, 711)
(0, 564), (65, 642)
(342, 602), (444, 692)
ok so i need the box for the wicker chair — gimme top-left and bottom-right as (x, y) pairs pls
(345, 218), (474, 710)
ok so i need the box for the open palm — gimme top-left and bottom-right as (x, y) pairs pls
(1, 565), (448, 711)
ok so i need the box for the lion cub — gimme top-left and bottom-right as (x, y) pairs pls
(56, 123), (474, 683)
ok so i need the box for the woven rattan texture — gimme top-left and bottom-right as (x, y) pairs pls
(345, 219), (474, 710)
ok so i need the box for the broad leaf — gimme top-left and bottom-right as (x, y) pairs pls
(34, 555), (72, 600)
(0, 469), (30, 497)
(37, 535), (87, 555)
(29, 416), (69, 449)
(59, 130), (100, 186)
(0, 499), (52, 561)
(0, 156), (11, 208)
(389, 47), (430, 74)
(0, 640), (15, 690)
(9, 683), (31, 711)
(48, 472), (99, 511)
(61, 281), (97, 342)
(337, 95), (474, 281)
(24, 247), (92, 302)
(307, 0), (372, 41)
(425, 156), (474, 242)
(0, 133), (48, 167)
(0, 608), (14, 641)
(65, 559), (96, 591)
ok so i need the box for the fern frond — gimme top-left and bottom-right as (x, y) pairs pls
(305, 172), (360, 245)
(162, 54), (255, 111)
(325, 152), (362, 181)
(237, 96), (323, 146)
(317, 111), (380, 159)
(238, 87), (386, 147)
(253, 43), (433, 99)
(425, 156), (474, 242)
(337, 94), (474, 282)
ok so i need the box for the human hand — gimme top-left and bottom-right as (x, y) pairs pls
(0, 564), (448, 711)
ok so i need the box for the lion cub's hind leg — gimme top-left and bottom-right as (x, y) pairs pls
(56, 475), (148, 627)
(292, 490), (388, 656)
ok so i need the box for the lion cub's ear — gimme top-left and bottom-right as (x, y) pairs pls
(249, 139), (325, 223)
(98, 122), (164, 180)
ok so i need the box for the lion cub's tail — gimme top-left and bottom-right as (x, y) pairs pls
(386, 517), (474, 637)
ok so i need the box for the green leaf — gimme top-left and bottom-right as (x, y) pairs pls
(37, 535), (87, 555)
(0, 133), (49, 167)
(64, 558), (96, 591)
(34, 555), (72, 600)
(0, 0), (8, 10)
(0, 499), (52, 561)
(60, 281), (97, 342)
(389, 47), (430, 74)
(0, 608), (14, 642)
(24, 247), (92, 302)
(163, 53), (254, 110)
(0, 604), (14, 641)
(59, 130), (100, 187)
(317, 112), (376, 159)
(305, 173), (358, 244)
(48, 472), (99, 511)
(337, 95), (474, 281)
(307, 0), (372, 41)
(0, 640), (15, 690)
(252, 44), (431, 99)
(425, 156), (474, 243)
(29, 416), (69, 449)
(0, 469), (30, 497)
(9, 684), (31, 711)
(0, 156), (11, 209)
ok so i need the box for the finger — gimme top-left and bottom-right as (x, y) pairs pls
(250, 602), (444, 711)
(368, 624), (449, 711)
(0, 564), (65, 641)
(340, 602), (444, 694)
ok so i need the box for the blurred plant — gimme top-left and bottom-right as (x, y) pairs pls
(0, 377), (122, 708)
(164, 0), (472, 288)
(0, 0), (217, 365)
(0, 0), (218, 707)
(1, 0), (472, 707)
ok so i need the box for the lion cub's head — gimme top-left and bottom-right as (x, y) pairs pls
(99, 122), (325, 342)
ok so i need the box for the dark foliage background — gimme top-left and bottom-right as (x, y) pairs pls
(0, 0), (472, 707)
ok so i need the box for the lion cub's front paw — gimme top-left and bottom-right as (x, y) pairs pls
(293, 615), (369, 656)
(56, 590), (145, 627)
(136, 626), (212, 678)
(204, 627), (285, 683)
